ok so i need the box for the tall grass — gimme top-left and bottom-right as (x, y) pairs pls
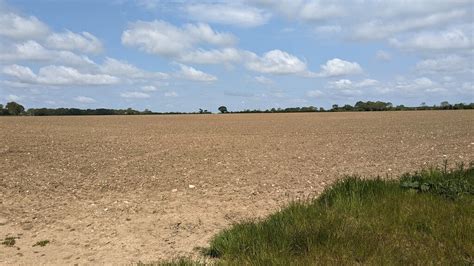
(203, 163), (474, 265)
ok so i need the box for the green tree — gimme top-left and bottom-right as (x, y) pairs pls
(0, 104), (6, 116)
(218, 106), (228, 113)
(5, 102), (25, 115)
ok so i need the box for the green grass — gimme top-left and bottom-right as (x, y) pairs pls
(202, 163), (474, 265)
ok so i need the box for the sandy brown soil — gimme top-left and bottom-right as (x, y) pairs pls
(0, 111), (473, 264)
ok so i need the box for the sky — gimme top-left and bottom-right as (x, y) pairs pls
(0, 0), (473, 112)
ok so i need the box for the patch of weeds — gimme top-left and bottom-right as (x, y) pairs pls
(33, 240), (50, 247)
(2, 236), (18, 247)
(400, 162), (474, 199)
(138, 257), (204, 266)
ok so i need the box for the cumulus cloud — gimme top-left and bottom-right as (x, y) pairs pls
(2, 64), (119, 86)
(353, 10), (466, 40)
(121, 20), (236, 57)
(74, 96), (96, 103)
(0, 40), (96, 67)
(2, 64), (37, 83)
(46, 31), (103, 54)
(318, 58), (363, 77)
(416, 55), (471, 74)
(254, 75), (274, 85)
(328, 79), (378, 89)
(390, 28), (473, 51)
(6, 94), (22, 101)
(120, 91), (151, 99)
(100, 57), (168, 80)
(325, 78), (379, 96)
(186, 3), (271, 27)
(381, 77), (447, 95)
(246, 49), (309, 75)
(248, 0), (345, 22)
(306, 90), (324, 97)
(176, 64), (217, 82)
(178, 48), (245, 65)
(0, 12), (49, 40)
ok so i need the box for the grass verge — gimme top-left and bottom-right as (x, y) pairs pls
(161, 163), (474, 265)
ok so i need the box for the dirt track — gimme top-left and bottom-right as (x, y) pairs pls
(1, 111), (473, 264)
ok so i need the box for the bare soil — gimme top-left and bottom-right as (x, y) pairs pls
(1, 111), (473, 264)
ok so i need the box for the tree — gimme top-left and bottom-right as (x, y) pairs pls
(218, 106), (228, 113)
(0, 104), (6, 116)
(440, 101), (451, 109)
(6, 102), (25, 115)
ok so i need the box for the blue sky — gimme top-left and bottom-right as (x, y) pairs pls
(0, 0), (473, 112)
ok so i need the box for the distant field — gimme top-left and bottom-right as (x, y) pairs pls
(0, 111), (473, 264)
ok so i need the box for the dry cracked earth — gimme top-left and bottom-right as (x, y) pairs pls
(1, 111), (473, 264)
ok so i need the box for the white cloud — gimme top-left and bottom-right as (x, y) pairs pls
(46, 31), (103, 54)
(416, 55), (471, 73)
(386, 77), (446, 94)
(141, 85), (158, 92)
(246, 49), (309, 75)
(186, 3), (271, 27)
(298, 1), (345, 21)
(249, 0), (345, 22)
(318, 58), (363, 77)
(6, 94), (22, 101)
(375, 50), (392, 61)
(121, 20), (236, 57)
(0, 40), (96, 67)
(2, 64), (119, 86)
(357, 79), (379, 87)
(326, 78), (378, 96)
(176, 64), (217, 82)
(74, 96), (96, 103)
(353, 10), (466, 40)
(100, 57), (168, 80)
(255, 75), (274, 85)
(306, 90), (324, 97)
(164, 91), (178, 97)
(120, 91), (151, 99)
(36, 65), (118, 86)
(178, 48), (245, 65)
(328, 79), (352, 89)
(390, 28), (473, 51)
(2, 64), (37, 83)
(0, 12), (49, 40)
(460, 82), (474, 94)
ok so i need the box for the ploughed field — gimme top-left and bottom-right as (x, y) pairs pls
(0, 111), (473, 264)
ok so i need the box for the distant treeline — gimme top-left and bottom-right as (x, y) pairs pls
(229, 101), (474, 113)
(24, 108), (195, 116)
(0, 100), (473, 116)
